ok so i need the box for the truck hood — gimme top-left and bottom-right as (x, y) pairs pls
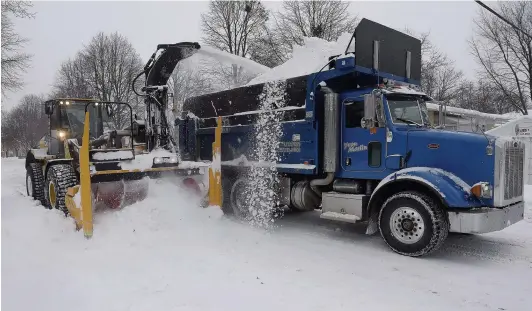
(404, 128), (495, 188)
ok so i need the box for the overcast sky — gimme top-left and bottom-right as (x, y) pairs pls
(3, 0), (483, 110)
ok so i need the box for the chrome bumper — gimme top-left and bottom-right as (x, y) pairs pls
(448, 202), (525, 234)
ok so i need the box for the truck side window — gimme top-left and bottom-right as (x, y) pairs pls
(368, 142), (381, 167)
(345, 100), (364, 128)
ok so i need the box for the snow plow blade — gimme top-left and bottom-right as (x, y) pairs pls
(65, 110), (93, 238)
(208, 117), (222, 207)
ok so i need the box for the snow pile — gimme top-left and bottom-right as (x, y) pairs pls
(239, 80), (288, 227)
(246, 33), (352, 86)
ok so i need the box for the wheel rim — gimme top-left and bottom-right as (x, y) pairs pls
(26, 174), (33, 196)
(389, 206), (425, 244)
(48, 181), (57, 208)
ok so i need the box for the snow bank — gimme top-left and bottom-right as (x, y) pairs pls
(246, 33), (353, 86)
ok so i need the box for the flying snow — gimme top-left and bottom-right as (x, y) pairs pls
(238, 80), (288, 227)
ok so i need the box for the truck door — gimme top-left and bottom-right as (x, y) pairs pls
(341, 98), (386, 172)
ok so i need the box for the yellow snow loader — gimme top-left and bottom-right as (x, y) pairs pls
(25, 42), (213, 237)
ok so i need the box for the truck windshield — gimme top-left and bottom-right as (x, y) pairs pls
(386, 95), (430, 127)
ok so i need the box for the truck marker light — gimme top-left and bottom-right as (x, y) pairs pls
(471, 182), (492, 199)
(428, 143), (439, 149)
(486, 144), (493, 155)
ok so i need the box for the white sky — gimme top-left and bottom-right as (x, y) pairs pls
(2, 0), (484, 110)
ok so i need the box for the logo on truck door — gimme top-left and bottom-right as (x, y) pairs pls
(344, 142), (368, 153)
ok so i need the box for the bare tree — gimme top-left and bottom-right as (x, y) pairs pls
(454, 79), (514, 114)
(200, 0), (269, 87)
(54, 32), (144, 128)
(2, 94), (48, 156)
(247, 24), (287, 68)
(406, 29), (464, 103)
(54, 55), (94, 99)
(1, 0), (35, 96)
(168, 62), (215, 115)
(469, 1), (532, 115)
(271, 0), (358, 62)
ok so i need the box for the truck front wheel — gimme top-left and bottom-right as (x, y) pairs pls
(378, 191), (449, 257)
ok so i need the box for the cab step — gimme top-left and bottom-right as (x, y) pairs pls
(320, 212), (361, 223)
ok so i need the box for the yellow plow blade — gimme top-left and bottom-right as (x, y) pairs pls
(208, 116), (222, 208)
(65, 110), (93, 238)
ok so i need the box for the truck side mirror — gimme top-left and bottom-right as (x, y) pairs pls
(362, 94), (376, 129)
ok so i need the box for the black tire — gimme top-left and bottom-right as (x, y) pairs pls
(229, 177), (251, 219)
(378, 191), (449, 257)
(43, 164), (79, 214)
(221, 175), (235, 215)
(26, 162), (46, 206)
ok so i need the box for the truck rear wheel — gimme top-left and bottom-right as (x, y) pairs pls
(43, 164), (79, 214)
(229, 177), (251, 219)
(378, 191), (449, 257)
(26, 162), (46, 206)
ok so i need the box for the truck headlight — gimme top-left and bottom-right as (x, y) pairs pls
(58, 130), (66, 140)
(471, 182), (492, 199)
(153, 157), (163, 165)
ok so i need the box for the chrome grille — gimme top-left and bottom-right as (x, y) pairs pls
(503, 141), (524, 200)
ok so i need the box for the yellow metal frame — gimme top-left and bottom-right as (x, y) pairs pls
(65, 111), (93, 238)
(208, 116), (222, 207)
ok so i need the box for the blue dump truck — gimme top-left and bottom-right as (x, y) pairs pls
(175, 18), (525, 257)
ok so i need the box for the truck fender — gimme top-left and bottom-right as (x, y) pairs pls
(365, 167), (482, 235)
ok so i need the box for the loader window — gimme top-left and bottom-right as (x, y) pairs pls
(344, 100), (364, 128)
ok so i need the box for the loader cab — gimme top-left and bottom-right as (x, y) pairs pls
(43, 99), (124, 156)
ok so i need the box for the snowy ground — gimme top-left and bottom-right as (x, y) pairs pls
(2, 157), (532, 311)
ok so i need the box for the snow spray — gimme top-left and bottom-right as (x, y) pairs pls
(241, 80), (287, 228)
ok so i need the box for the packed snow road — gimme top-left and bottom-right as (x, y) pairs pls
(2, 157), (532, 311)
